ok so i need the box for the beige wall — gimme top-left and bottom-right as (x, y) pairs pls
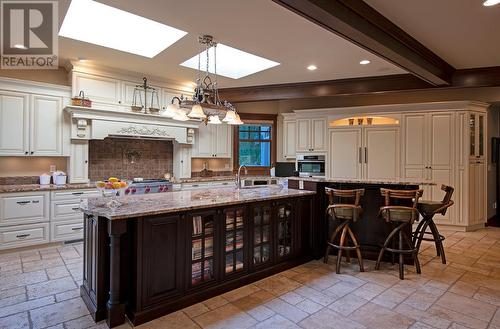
(0, 157), (67, 177)
(0, 67), (69, 86)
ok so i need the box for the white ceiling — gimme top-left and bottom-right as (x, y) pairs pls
(57, 0), (405, 88)
(365, 0), (500, 69)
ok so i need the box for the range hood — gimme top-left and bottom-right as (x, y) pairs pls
(65, 106), (197, 144)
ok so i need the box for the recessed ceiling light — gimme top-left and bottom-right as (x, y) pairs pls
(359, 60), (370, 65)
(307, 65), (317, 71)
(180, 44), (280, 79)
(483, 0), (500, 6)
(59, 0), (187, 58)
(13, 44), (27, 50)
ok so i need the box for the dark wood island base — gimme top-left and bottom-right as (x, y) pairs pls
(80, 186), (314, 327)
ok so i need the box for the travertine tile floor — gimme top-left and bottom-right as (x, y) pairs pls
(2, 227), (500, 329)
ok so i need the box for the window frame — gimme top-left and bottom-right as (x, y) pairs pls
(232, 113), (277, 175)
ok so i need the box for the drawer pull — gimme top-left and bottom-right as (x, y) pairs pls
(72, 192), (83, 196)
(192, 184), (199, 187)
(71, 227), (83, 231)
(222, 182), (228, 185)
(16, 201), (31, 205)
(16, 234), (31, 239)
(32, 200), (40, 204)
(72, 207), (80, 211)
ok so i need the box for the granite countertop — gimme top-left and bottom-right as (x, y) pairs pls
(81, 185), (316, 220)
(0, 183), (98, 193)
(287, 177), (435, 186)
(174, 176), (279, 183)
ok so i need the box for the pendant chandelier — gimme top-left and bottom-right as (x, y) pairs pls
(165, 35), (243, 125)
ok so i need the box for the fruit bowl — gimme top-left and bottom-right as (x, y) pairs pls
(95, 178), (129, 211)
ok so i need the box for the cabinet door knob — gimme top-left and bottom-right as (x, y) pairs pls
(30, 151), (34, 155)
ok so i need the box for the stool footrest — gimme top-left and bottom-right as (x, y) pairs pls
(384, 247), (415, 254)
(327, 242), (360, 251)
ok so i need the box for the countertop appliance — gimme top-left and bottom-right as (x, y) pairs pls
(275, 162), (297, 177)
(296, 154), (326, 177)
(125, 179), (172, 195)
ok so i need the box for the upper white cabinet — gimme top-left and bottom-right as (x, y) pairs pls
(67, 141), (89, 183)
(329, 122), (400, 181)
(0, 90), (63, 156)
(0, 91), (29, 156)
(192, 123), (232, 158)
(72, 72), (121, 106)
(282, 120), (296, 159)
(173, 143), (192, 179)
(296, 118), (327, 153)
(30, 95), (63, 156)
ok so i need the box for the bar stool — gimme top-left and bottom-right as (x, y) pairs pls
(324, 188), (365, 274)
(376, 188), (423, 280)
(413, 185), (454, 264)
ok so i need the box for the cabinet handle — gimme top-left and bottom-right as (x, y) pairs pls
(25, 151), (28, 155)
(30, 151), (34, 155)
(72, 207), (80, 211)
(364, 147), (367, 163)
(84, 160), (88, 164)
(358, 147), (362, 164)
(16, 201), (31, 205)
(222, 182), (228, 185)
(72, 192), (83, 196)
(192, 184), (199, 187)
(16, 234), (30, 239)
(71, 227), (83, 231)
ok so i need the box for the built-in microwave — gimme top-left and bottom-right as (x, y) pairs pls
(296, 154), (326, 177)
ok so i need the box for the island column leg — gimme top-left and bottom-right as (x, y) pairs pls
(106, 219), (127, 328)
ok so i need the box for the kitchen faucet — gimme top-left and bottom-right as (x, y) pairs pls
(236, 165), (248, 189)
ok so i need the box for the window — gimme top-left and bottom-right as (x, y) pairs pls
(238, 124), (272, 167)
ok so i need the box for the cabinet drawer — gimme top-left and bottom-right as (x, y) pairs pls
(0, 223), (49, 250)
(210, 181), (232, 188)
(51, 200), (83, 221)
(50, 219), (84, 242)
(0, 192), (49, 226)
(51, 189), (99, 201)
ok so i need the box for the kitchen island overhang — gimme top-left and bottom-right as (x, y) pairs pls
(80, 186), (315, 327)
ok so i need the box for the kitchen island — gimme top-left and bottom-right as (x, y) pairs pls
(80, 185), (315, 327)
(288, 178), (433, 261)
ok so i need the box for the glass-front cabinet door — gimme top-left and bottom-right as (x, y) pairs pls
(252, 203), (273, 267)
(276, 202), (294, 261)
(224, 207), (246, 276)
(190, 211), (216, 287)
(469, 112), (486, 160)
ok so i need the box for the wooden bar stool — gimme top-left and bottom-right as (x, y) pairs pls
(324, 188), (365, 274)
(413, 185), (454, 264)
(376, 188), (423, 280)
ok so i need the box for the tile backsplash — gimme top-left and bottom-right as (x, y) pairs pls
(89, 138), (173, 181)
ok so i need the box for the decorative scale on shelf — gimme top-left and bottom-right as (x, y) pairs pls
(131, 77), (160, 114)
(164, 34), (244, 125)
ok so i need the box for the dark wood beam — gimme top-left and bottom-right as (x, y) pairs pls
(272, 0), (455, 86)
(219, 67), (500, 103)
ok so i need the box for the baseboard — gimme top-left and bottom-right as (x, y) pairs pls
(435, 223), (485, 232)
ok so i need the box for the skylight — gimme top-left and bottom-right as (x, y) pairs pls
(59, 0), (187, 58)
(180, 44), (280, 79)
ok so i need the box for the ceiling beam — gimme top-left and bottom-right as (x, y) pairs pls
(272, 0), (455, 86)
(219, 67), (500, 103)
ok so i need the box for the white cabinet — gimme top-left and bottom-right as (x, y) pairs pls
(282, 120), (296, 159)
(363, 127), (400, 180)
(173, 143), (192, 179)
(403, 112), (454, 222)
(296, 118), (327, 152)
(0, 91), (29, 155)
(72, 72), (121, 106)
(329, 125), (399, 180)
(68, 141), (89, 183)
(329, 128), (362, 179)
(193, 124), (232, 158)
(0, 223), (50, 250)
(30, 95), (63, 156)
(469, 112), (486, 161)
(0, 91), (63, 156)
(469, 161), (486, 226)
(0, 192), (49, 227)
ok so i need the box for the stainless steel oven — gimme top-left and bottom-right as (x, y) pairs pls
(296, 154), (326, 177)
